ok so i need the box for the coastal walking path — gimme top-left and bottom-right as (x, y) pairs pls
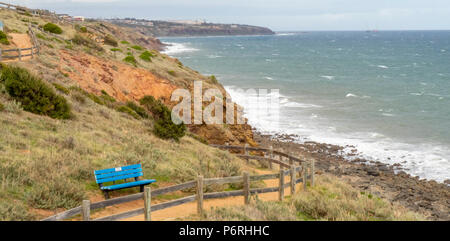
(2, 33), (33, 62)
(86, 165), (302, 221)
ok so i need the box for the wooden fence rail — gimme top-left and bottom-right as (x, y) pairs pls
(41, 146), (314, 221)
(0, 25), (40, 62)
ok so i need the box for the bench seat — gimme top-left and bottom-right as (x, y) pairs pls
(100, 179), (156, 191)
(94, 164), (156, 199)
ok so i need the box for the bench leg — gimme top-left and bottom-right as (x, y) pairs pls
(140, 185), (144, 193)
(103, 190), (110, 200)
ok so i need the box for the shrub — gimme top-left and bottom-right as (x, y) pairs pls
(123, 55), (137, 67)
(110, 48), (122, 52)
(131, 45), (144, 51)
(79, 26), (88, 33)
(139, 51), (155, 62)
(103, 35), (118, 47)
(167, 70), (176, 77)
(72, 34), (103, 52)
(126, 101), (148, 119)
(210, 75), (218, 84)
(120, 40), (130, 45)
(0, 102), (4, 111)
(116, 105), (140, 119)
(140, 96), (186, 141)
(43, 23), (63, 34)
(0, 65), (71, 119)
(0, 31), (10, 45)
(52, 83), (70, 95)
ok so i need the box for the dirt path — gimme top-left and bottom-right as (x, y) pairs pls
(89, 166), (302, 221)
(3, 33), (33, 62)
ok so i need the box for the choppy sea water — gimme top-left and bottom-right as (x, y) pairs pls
(160, 31), (450, 183)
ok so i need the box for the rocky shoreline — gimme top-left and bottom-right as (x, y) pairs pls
(253, 132), (450, 220)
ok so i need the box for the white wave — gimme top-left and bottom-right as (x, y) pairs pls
(283, 102), (323, 108)
(320, 75), (335, 80)
(264, 76), (274, 80)
(377, 65), (389, 69)
(346, 93), (371, 99)
(207, 55), (222, 59)
(162, 42), (199, 55)
(410, 92), (424, 96)
(382, 113), (395, 117)
(276, 33), (295, 36)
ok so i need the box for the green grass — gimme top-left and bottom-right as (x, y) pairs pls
(194, 175), (424, 221)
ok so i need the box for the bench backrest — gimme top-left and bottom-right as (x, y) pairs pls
(94, 164), (143, 184)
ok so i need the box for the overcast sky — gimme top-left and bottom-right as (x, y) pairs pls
(9, 0), (450, 31)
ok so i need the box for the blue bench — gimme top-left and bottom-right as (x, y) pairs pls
(94, 164), (156, 199)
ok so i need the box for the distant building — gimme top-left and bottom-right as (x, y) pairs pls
(73, 16), (85, 22)
(168, 20), (206, 25)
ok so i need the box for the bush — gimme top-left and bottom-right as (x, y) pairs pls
(0, 65), (71, 119)
(0, 31), (10, 45)
(126, 101), (149, 119)
(104, 35), (118, 47)
(0, 102), (4, 111)
(43, 23), (63, 34)
(110, 48), (122, 52)
(131, 45), (144, 51)
(79, 26), (88, 33)
(116, 105), (140, 119)
(123, 55), (137, 67)
(72, 34), (103, 52)
(167, 70), (176, 77)
(140, 96), (186, 141)
(120, 40), (130, 45)
(210, 75), (218, 84)
(139, 51), (155, 62)
(52, 83), (70, 95)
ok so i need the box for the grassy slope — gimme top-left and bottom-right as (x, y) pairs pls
(0, 10), (244, 220)
(190, 175), (424, 221)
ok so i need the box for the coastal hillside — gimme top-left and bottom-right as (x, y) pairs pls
(106, 19), (275, 37)
(0, 5), (444, 222)
(0, 7), (254, 220)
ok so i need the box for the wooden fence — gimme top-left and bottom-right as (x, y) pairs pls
(0, 25), (40, 62)
(41, 146), (314, 221)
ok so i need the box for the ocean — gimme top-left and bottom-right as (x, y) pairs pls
(160, 31), (450, 183)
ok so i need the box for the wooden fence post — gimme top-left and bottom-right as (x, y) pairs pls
(311, 159), (315, 187)
(82, 200), (90, 221)
(289, 152), (294, 166)
(279, 169), (285, 201)
(243, 172), (250, 205)
(302, 163), (308, 190)
(290, 165), (296, 195)
(197, 175), (204, 216)
(144, 187), (152, 221)
(18, 48), (22, 61)
(244, 144), (249, 164)
(269, 146), (274, 169)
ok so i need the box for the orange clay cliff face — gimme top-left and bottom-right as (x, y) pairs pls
(56, 49), (256, 146)
(59, 50), (177, 102)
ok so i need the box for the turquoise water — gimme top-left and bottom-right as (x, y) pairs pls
(161, 31), (450, 182)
